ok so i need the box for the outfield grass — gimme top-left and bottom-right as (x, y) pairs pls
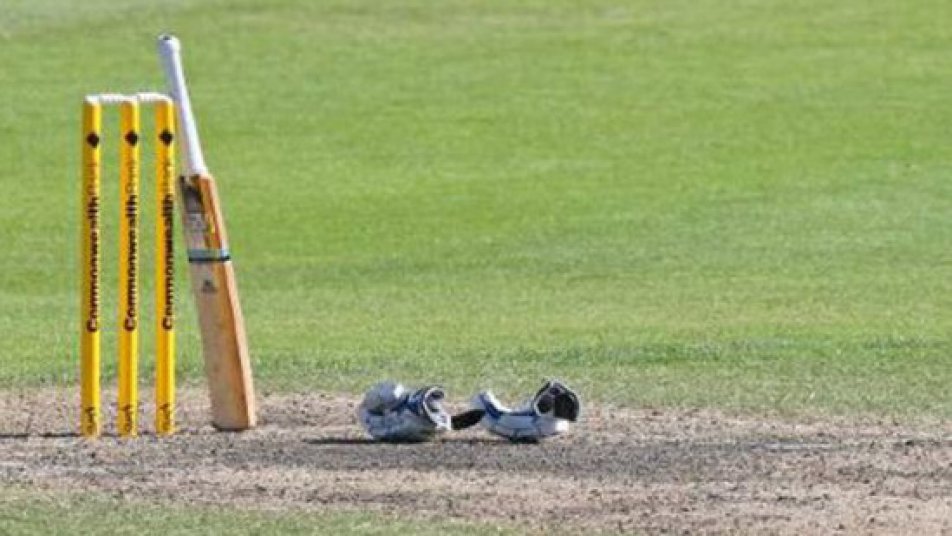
(0, 0), (949, 419)
(0, 487), (514, 535)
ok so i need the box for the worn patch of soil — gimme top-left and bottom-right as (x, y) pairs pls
(0, 388), (949, 534)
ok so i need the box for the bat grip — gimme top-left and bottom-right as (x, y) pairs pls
(157, 34), (208, 177)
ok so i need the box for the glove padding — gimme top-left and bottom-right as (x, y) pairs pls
(469, 380), (580, 442)
(359, 381), (452, 442)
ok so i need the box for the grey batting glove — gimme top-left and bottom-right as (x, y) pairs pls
(358, 381), (452, 442)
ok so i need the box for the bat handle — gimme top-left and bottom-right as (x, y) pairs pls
(157, 34), (208, 177)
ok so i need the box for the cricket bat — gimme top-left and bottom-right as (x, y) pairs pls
(157, 34), (256, 430)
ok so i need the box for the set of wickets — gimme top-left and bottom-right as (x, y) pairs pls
(80, 93), (177, 437)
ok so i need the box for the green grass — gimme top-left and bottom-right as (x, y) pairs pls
(0, 0), (950, 420)
(0, 487), (514, 535)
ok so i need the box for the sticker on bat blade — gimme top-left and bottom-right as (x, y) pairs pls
(187, 214), (207, 233)
(180, 177), (210, 234)
(180, 176), (204, 212)
(201, 279), (218, 294)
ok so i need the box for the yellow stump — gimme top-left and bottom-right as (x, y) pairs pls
(80, 99), (102, 438)
(155, 100), (176, 435)
(117, 100), (140, 437)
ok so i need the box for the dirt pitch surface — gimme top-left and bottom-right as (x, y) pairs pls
(0, 389), (949, 534)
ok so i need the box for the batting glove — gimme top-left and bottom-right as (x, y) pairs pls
(359, 381), (452, 442)
(468, 379), (581, 442)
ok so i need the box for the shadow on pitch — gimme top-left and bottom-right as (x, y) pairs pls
(0, 431), (79, 440)
(303, 437), (377, 446)
(303, 436), (518, 446)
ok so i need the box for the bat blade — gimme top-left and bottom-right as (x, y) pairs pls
(179, 173), (256, 430)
